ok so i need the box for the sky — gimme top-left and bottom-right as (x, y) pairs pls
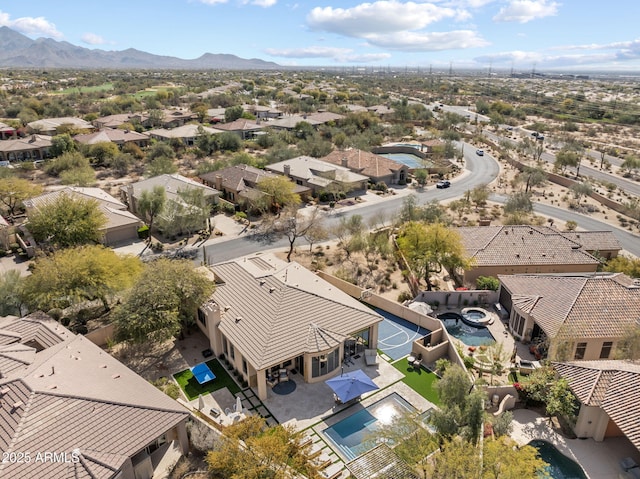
(2, 1), (640, 72)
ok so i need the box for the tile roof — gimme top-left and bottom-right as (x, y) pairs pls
(0, 315), (188, 479)
(147, 123), (222, 139)
(321, 148), (406, 179)
(200, 164), (279, 193)
(214, 119), (263, 132)
(347, 444), (418, 479)
(561, 231), (622, 252)
(267, 156), (369, 186)
(499, 273), (640, 338)
(208, 254), (382, 370)
(553, 361), (640, 450)
(0, 312), (69, 350)
(458, 225), (600, 267)
(27, 117), (94, 132)
(0, 134), (52, 153)
(123, 173), (219, 205)
(73, 129), (149, 145)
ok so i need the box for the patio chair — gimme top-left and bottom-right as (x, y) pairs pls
(278, 368), (289, 383)
(412, 353), (423, 368)
(364, 349), (379, 366)
(320, 462), (344, 479)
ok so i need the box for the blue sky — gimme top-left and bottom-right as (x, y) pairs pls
(2, 1), (640, 71)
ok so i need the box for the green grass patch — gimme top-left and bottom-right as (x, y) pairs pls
(393, 358), (441, 406)
(56, 82), (114, 94)
(173, 358), (241, 401)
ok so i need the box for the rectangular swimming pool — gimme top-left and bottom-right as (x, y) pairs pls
(322, 393), (415, 460)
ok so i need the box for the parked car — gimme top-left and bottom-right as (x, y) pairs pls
(436, 180), (451, 189)
(476, 149), (484, 156)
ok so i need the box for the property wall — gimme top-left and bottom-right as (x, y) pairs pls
(85, 323), (116, 347)
(415, 290), (499, 309)
(574, 404), (610, 441)
(104, 223), (141, 246)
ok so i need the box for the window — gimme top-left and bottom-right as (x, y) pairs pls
(242, 359), (248, 374)
(599, 341), (613, 359)
(230, 344), (235, 360)
(574, 342), (587, 360)
(222, 337), (228, 356)
(311, 348), (340, 378)
(197, 308), (206, 327)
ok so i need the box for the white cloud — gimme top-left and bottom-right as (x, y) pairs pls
(307, 1), (460, 37)
(242, 0), (277, 6)
(81, 33), (105, 45)
(264, 45), (391, 63)
(197, 0), (228, 4)
(365, 30), (490, 51)
(0, 11), (63, 38)
(493, 0), (559, 23)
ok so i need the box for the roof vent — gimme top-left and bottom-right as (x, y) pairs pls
(571, 245), (580, 249)
(99, 364), (107, 368)
(12, 401), (23, 409)
(235, 317), (242, 324)
(259, 279), (266, 286)
(112, 374), (120, 379)
(224, 305), (231, 312)
(0, 387), (9, 396)
(269, 287), (276, 293)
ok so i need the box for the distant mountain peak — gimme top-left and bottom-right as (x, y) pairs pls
(0, 26), (280, 69)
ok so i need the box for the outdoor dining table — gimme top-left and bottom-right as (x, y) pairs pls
(407, 355), (416, 364)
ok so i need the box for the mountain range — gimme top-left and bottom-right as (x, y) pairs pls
(0, 26), (280, 70)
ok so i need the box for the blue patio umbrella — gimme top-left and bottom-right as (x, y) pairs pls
(325, 369), (379, 403)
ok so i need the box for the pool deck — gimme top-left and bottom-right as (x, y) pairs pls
(511, 409), (640, 479)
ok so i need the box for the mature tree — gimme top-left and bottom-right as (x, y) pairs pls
(303, 221), (329, 252)
(614, 325), (640, 360)
(207, 417), (319, 479)
(256, 175), (301, 213)
(491, 411), (513, 438)
(554, 147), (579, 174)
(224, 105), (243, 123)
(27, 193), (107, 249)
(106, 152), (135, 177)
(521, 165), (547, 193)
(333, 214), (366, 260)
(145, 155), (177, 177)
(196, 128), (218, 156)
(476, 275), (500, 291)
(21, 245), (142, 312)
(482, 436), (549, 479)
(261, 206), (324, 262)
(87, 141), (120, 166)
(469, 184), (490, 210)
(49, 133), (76, 157)
(428, 439), (481, 479)
(44, 151), (91, 177)
(216, 132), (242, 152)
(0, 270), (24, 316)
(545, 378), (577, 424)
(414, 168), (428, 187)
(620, 154), (640, 176)
(114, 258), (214, 344)
(145, 142), (175, 163)
(0, 176), (42, 216)
(570, 182), (593, 201)
(603, 255), (640, 278)
(138, 186), (166, 234)
(396, 222), (471, 290)
(157, 188), (210, 237)
(504, 191), (533, 215)
(60, 165), (97, 186)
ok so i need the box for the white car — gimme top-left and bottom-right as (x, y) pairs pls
(476, 149), (484, 156)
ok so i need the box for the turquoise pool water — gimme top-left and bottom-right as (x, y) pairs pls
(438, 313), (495, 346)
(322, 393), (415, 460)
(529, 440), (587, 479)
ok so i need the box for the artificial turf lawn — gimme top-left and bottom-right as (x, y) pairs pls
(393, 358), (441, 406)
(173, 358), (241, 400)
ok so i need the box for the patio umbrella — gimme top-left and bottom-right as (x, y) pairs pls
(198, 394), (205, 411)
(325, 369), (379, 403)
(235, 395), (242, 414)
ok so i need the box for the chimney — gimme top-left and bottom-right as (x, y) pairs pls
(341, 157), (348, 168)
(214, 174), (223, 191)
(283, 164), (291, 177)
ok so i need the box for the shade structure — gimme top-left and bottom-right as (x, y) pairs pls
(191, 362), (216, 384)
(325, 369), (379, 403)
(235, 395), (242, 414)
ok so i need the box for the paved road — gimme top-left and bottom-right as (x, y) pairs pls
(202, 143), (499, 264)
(490, 194), (640, 256)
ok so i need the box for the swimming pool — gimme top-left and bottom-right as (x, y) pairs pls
(438, 313), (495, 346)
(378, 152), (425, 168)
(322, 393), (415, 460)
(528, 440), (587, 479)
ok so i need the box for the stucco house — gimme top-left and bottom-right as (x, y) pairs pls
(24, 187), (142, 246)
(266, 156), (369, 197)
(213, 119), (263, 139)
(0, 134), (52, 163)
(26, 117), (94, 135)
(146, 124), (222, 146)
(196, 253), (383, 401)
(497, 272), (640, 361)
(74, 128), (150, 148)
(456, 225), (614, 286)
(0, 313), (189, 479)
(553, 360), (640, 454)
(93, 113), (150, 129)
(0, 121), (16, 139)
(320, 148), (409, 186)
(199, 164), (310, 209)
